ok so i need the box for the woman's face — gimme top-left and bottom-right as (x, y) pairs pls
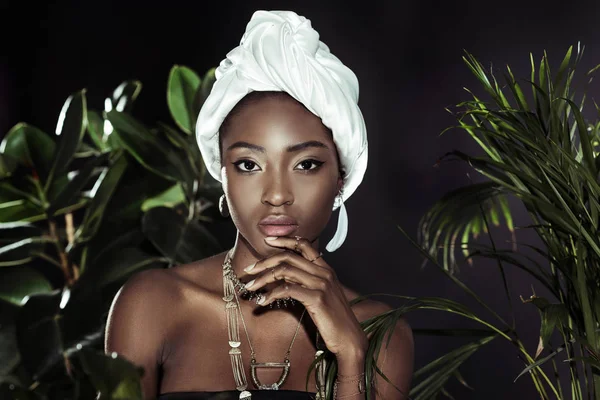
(220, 95), (343, 256)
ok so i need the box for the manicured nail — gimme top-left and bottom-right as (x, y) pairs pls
(257, 296), (266, 305)
(265, 236), (278, 241)
(244, 279), (255, 289)
(244, 262), (256, 272)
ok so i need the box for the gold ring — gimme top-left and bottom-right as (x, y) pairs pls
(310, 252), (323, 263)
(294, 236), (301, 253)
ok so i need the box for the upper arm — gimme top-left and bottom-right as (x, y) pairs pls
(104, 269), (175, 399)
(366, 306), (414, 400)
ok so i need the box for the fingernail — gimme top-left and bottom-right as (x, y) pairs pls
(265, 236), (278, 241)
(257, 296), (266, 305)
(244, 262), (256, 272)
(244, 279), (255, 289)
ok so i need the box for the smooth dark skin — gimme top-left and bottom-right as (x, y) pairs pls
(105, 93), (414, 399)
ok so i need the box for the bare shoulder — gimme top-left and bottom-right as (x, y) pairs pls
(342, 286), (413, 341)
(106, 251), (227, 341)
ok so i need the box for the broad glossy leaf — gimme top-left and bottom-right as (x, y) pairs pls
(106, 110), (189, 183)
(82, 245), (167, 288)
(0, 123), (55, 183)
(60, 286), (106, 349)
(142, 206), (221, 264)
(16, 290), (66, 382)
(0, 266), (52, 306)
(87, 110), (108, 151)
(0, 187), (44, 223)
(77, 347), (143, 400)
(0, 221), (41, 243)
(76, 153), (128, 243)
(192, 67), (217, 120)
(46, 90), (87, 191)
(93, 161), (174, 237)
(0, 382), (43, 400)
(47, 152), (109, 216)
(87, 229), (146, 269)
(167, 65), (201, 135)
(159, 122), (201, 174)
(0, 153), (18, 178)
(0, 236), (51, 268)
(141, 183), (186, 212)
(0, 299), (20, 375)
(105, 81), (142, 114)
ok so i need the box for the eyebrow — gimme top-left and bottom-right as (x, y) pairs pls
(226, 140), (329, 153)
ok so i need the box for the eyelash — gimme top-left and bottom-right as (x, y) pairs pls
(232, 159), (325, 173)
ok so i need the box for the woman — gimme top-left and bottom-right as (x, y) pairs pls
(105, 10), (414, 400)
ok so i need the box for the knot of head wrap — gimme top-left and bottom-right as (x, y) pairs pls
(196, 10), (368, 251)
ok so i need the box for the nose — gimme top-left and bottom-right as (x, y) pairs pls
(261, 173), (294, 207)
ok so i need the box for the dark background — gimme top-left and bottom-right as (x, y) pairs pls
(2, 0), (600, 398)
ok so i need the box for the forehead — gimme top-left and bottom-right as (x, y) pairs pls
(221, 95), (334, 149)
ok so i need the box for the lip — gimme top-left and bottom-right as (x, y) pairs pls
(258, 215), (299, 237)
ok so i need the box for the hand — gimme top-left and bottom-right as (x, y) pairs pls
(243, 236), (368, 361)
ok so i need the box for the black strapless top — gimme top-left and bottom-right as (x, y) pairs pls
(157, 390), (317, 400)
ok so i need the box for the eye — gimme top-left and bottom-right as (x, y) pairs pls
(295, 159), (324, 171)
(233, 160), (261, 172)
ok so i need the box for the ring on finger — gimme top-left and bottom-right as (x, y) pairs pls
(294, 235), (302, 253)
(271, 268), (277, 281)
(310, 252), (323, 263)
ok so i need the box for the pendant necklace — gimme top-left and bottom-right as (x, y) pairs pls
(222, 250), (307, 399)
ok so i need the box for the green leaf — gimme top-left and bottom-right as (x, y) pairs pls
(47, 152), (109, 216)
(410, 335), (496, 399)
(533, 301), (569, 356)
(0, 236), (51, 268)
(193, 67), (217, 120)
(106, 81), (142, 114)
(0, 123), (56, 183)
(0, 382), (43, 399)
(167, 65), (202, 135)
(141, 182), (186, 212)
(0, 266), (52, 306)
(45, 90), (87, 192)
(0, 153), (18, 178)
(86, 110), (108, 151)
(76, 153), (128, 242)
(16, 290), (65, 382)
(0, 299), (21, 375)
(77, 347), (143, 400)
(0, 184), (44, 223)
(106, 110), (190, 183)
(142, 206), (221, 265)
(83, 245), (167, 287)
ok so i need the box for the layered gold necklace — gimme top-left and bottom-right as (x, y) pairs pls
(222, 250), (307, 399)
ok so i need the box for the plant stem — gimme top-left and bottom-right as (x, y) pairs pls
(48, 220), (73, 286)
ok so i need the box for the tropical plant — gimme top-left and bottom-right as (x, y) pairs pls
(406, 43), (600, 399)
(0, 64), (224, 399)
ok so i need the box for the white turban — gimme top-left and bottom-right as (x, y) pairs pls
(196, 10), (368, 252)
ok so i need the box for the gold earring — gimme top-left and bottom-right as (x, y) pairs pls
(219, 194), (229, 217)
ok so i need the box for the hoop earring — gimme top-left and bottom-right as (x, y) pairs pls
(219, 194), (230, 217)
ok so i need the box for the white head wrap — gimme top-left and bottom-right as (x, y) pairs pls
(196, 10), (368, 252)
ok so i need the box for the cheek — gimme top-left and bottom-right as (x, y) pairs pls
(294, 177), (337, 228)
(222, 169), (255, 221)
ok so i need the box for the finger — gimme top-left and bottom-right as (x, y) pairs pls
(246, 264), (328, 292)
(258, 281), (321, 307)
(245, 251), (335, 282)
(264, 236), (322, 263)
